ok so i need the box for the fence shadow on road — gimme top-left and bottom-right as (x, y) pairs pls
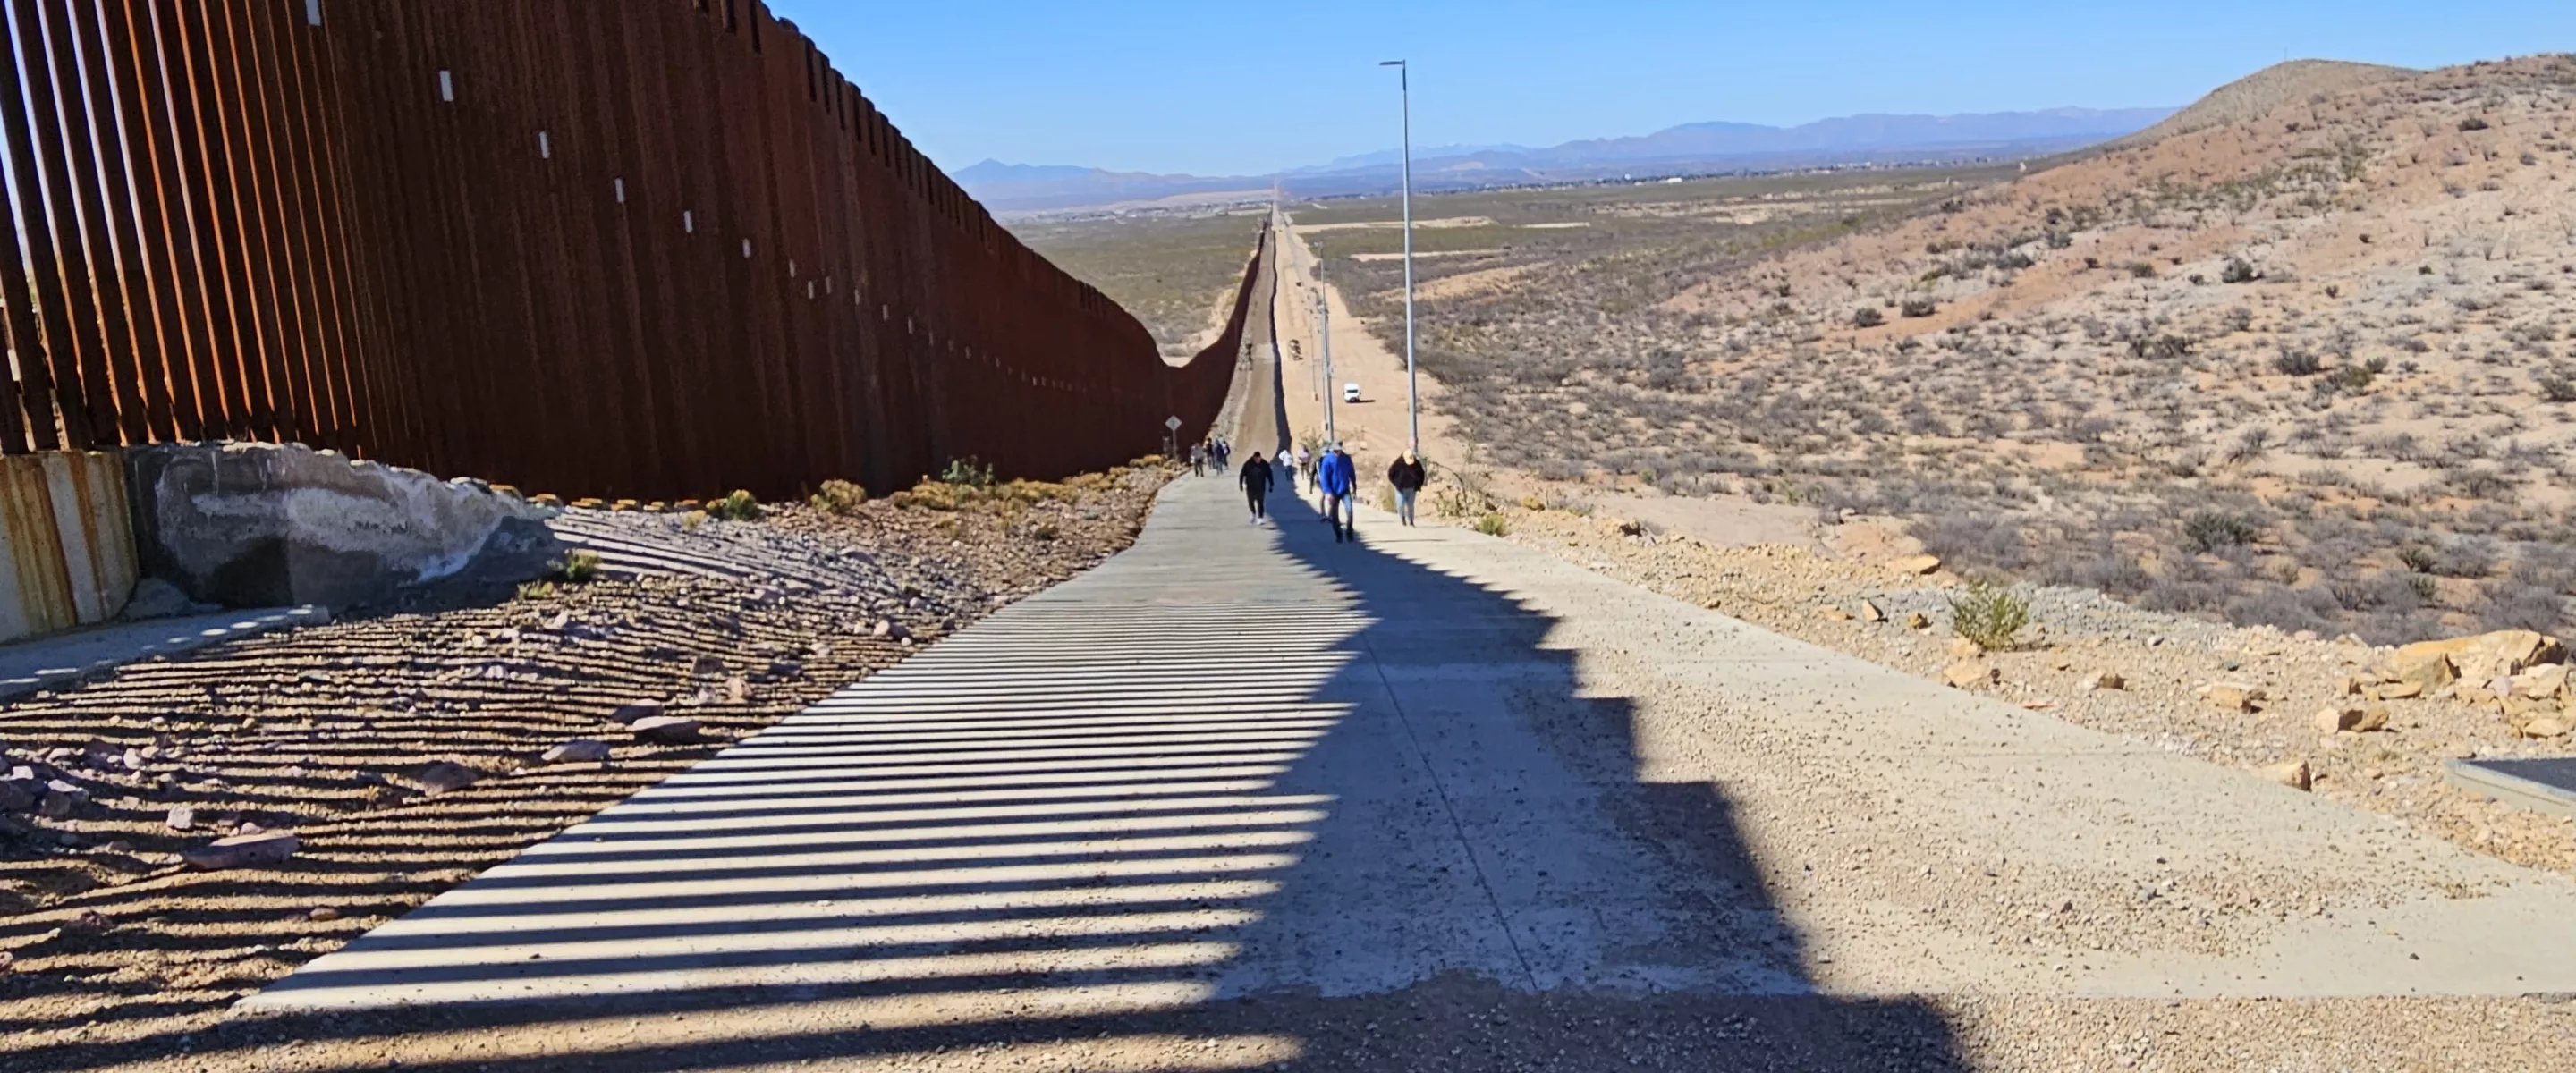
(11, 485), (1964, 1071)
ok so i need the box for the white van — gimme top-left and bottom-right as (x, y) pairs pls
(1342, 383), (1361, 403)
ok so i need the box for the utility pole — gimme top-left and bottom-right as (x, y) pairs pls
(1380, 58), (1418, 452)
(1317, 286), (1335, 448)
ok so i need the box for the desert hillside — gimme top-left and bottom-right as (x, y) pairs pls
(2101, 58), (2416, 148)
(1403, 54), (2576, 644)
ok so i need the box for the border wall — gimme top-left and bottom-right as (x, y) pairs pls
(0, 0), (1252, 502)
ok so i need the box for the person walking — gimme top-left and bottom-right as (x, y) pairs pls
(1292, 444), (1312, 492)
(1318, 444), (1357, 543)
(1189, 442), (1207, 477)
(1386, 452), (1426, 527)
(1240, 451), (1274, 523)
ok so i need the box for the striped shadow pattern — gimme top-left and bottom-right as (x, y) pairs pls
(243, 480), (1368, 1027)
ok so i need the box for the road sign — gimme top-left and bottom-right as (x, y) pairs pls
(1165, 416), (1182, 431)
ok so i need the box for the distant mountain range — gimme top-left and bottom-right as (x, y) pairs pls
(954, 106), (2176, 215)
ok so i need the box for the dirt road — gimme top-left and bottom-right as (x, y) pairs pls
(1273, 214), (1470, 494)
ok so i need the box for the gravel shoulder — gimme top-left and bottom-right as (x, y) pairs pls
(1487, 502), (2576, 880)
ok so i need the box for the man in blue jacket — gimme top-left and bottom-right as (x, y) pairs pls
(1317, 444), (1358, 543)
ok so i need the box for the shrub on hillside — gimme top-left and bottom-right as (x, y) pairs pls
(1948, 583), (2032, 651)
(707, 489), (760, 521)
(1852, 306), (1885, 328)
(809, 478), (867, 515)
(2182, 511), (2258, 553)
(2272, 349), (2324, 376)
(2326, 362), (2378, 393)
(2130, 334), (2193, 360)
(1899, 297), (1937, 318)
(547, 550), (603, 585)
(2459, 116), (2491, 131)
(2221, 257), (2262, 284)
(941, 457), (996, 489)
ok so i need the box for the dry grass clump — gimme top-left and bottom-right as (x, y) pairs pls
(889, 477), (1077, 511)
(809, 478), (868, 515)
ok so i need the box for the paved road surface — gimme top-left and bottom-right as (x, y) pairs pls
(237, 479), (2576, 1069)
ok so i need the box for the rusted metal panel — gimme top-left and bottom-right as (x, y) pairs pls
(0, 450), (135, 643)
(0, 0), (1256, 501)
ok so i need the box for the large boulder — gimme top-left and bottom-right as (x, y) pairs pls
(2385, 630), (2563, 692)
(126, 442), (561, 610)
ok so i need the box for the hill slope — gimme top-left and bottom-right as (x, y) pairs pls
(1377, 53), (2576, 644)
(2107, 59), (2416, 148)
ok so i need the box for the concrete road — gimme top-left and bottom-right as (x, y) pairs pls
(231, 478), (2576, 1069)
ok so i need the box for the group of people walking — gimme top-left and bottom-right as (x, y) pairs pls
(1227, 441), (1430, 543)
(1188, 436), (1233, 477)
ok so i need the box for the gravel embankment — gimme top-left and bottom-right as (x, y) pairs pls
(1498, 505), (2576, 877)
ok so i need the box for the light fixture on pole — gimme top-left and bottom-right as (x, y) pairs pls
(1379, 58), (1417, 454)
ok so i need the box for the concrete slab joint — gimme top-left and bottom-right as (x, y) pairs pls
(127, 442), (564, 610)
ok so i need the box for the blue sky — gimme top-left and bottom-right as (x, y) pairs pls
(767, 1), (2574, 177)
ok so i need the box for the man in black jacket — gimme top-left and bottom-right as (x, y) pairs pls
(1386, 452), (1426, 527)
(1240, 452), (1274, 522)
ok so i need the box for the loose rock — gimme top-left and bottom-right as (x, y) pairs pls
(2199, 682), (2267, 713)
(2257, 758), (2312, 791)
(416, 762), (483, 794)
(181, 831), (300, 871)
(541, 739), (612, 765)
(2512, 663), (2569, 701)
(631, 715), (706, 744)
(1943, 662), (1998, 689)
(2312, 705), (2387, 733)
(607, 700), (665, 724)
(2384, 644), (2459, 690)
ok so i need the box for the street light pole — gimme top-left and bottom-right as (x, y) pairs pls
(1317, 287), (1335, 449)
(1380, 58), (1418, 453)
